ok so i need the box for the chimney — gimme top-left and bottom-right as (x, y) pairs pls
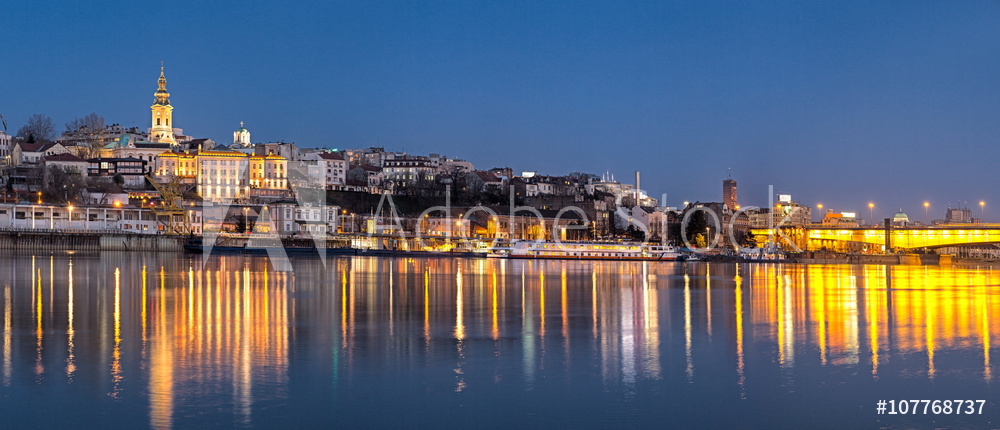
(635, 171), (640, 206)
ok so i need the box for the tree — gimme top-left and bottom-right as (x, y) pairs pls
(669, 209), (707, 248)
(738, 230), (756, 248)
(41, 165), (86, 204)
(16, 114), (56, 142)
(625, 224), (645, 241)
(233, 215), (255, 234)
(65, 113), (107, 158)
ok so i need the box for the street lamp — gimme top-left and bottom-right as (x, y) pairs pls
(868, 202), (874, 225)
(817, 203), (823, 222)
(981, 201), (986, 223)
(37, 191), (42, 205)
(924, 202), (929, 225)
(68, 205), (74, 230)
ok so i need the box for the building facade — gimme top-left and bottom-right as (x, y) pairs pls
(723, 178), (737, 210)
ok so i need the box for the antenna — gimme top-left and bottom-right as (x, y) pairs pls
(0, 114), (6, 133)
(728, 167), (732, 179)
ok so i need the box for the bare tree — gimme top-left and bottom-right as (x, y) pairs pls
(16, 114), (56, 142)
(65, 113), (107, 158)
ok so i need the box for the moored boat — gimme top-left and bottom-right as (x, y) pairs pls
(499, 240), (685, 261)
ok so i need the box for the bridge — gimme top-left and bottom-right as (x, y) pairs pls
(751, 224), (1000, 252)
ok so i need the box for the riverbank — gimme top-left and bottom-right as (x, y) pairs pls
(0, 230), (185, 252)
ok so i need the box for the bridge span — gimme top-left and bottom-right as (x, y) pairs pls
(751, 224), (1000, 252)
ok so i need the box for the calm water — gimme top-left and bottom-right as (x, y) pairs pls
(0, 253), (997, 428)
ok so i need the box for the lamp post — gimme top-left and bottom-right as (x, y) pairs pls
(980, 201), (985, 223)
(868, 202), (874, 225)
(924, 202), (929, 225)
(817, 203), (823, 223)
(68, 205), (74, 231)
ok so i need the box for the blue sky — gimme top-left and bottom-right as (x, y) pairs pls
(5, 1), (1000, 220)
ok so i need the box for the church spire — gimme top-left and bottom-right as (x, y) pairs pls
(150, 63), (177, 145)
(154, 62), (170, 106)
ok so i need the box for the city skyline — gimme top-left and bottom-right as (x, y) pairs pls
(5, 1), (1000, 219)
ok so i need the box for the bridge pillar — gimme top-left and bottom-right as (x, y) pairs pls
(884, 218), (892, 253)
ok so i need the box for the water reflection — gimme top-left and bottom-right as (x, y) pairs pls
(0, 255), (998, 427)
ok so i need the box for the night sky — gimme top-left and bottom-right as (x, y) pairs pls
(5, 1), (1000, 220)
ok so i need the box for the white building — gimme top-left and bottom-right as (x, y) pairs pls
(315, 152), (347, 189)
(0, 203), (163, 233)
(268, 201), (340, 236)
(232, 121), (251, 148)
(197, 150), (250, 201)
(0, 131), (12, 162)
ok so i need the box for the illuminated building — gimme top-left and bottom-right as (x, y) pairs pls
(892, 209), (910, 227)
(819, 210), (860, 227)
(232, 121), (251, 148)
(248, 153), (288, 197)
(149, 65), (178, 145)
(190, 149), (288, 202)
(195, 150), (250, 201)
(154, 151), (198, 185)
(749, 194), (812, 228)
(946, 206), (974, 223)
(723, 177), (737, 210)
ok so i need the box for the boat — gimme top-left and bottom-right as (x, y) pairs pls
(497, 240), (685, 261)
(738, 242), (787, 261)
(185, 237), (358, 256)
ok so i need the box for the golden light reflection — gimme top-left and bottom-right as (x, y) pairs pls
(455, 268), (465, 340)
(5, 254), (1000, 419)
(745, 264), (1000, 381)
(66, 260), (75, 381)
(734, 266), (745, 397)
(491, 270), (499, 340)
(110, 267), (123, 398)
(539, 270), (546, 339)
(3, 283), (10, 386)
(706, 263), (712, 338)
(561, 266), (568, 350)
(684, 271), (693, 381)
(141, 266), (148, 350)
(423, 268), (429, 341)
(926, 292), (936, 380)
(982, 297), (991, 381)
(641, 262), (660, 379)
(343, 269), (349, 347)
(35, 267), (42, 377)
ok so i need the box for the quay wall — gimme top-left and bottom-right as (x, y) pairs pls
(0, 231), (184, 252)
(795, 253), (952, 266)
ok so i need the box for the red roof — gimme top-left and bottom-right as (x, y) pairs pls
(16, 142), (46, 152)
(475, 170), (502, 182)
(43, 153), (86, 163)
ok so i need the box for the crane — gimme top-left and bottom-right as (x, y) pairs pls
(144, 174), (192, 234)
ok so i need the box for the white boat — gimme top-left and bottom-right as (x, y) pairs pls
(739, 242), (787, 261)
(496, 240), (685, 261)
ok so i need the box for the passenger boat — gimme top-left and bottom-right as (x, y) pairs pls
(494, 240), (685, 261)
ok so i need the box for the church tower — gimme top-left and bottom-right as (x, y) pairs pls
(150, 64), (177, 145)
